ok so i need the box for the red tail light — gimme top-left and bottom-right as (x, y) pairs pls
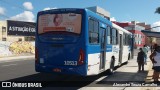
(35, 47), (39, 64)
(78, 49), (85, 65)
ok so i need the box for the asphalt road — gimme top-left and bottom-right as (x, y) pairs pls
(0, 58), (110, 81)
(0, 59), (36, 81)
(0, 49), (142, 82)
(0, 59), (74, 82)
(0, 57), (158, 90)
(0, 58), (108, 90)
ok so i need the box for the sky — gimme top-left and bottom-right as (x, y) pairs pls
(0, 0), (160, 31)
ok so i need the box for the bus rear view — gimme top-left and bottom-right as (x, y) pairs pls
(35, 9), (87, 76)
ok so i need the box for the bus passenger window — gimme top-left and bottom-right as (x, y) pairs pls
(107, 26), (111, 44)
(89, 33), (98, 44)
(111, 28), (117, 45)
(116, 30), (118, 44)
(89, 19), (94, 32)
(88, 18), (99, 44)
(123, 33), (126, 45)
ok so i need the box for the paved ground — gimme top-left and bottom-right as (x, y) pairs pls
(0, 55), (34, 62)
(145, 57), (160, 84)
(79, 53), (160, 90)
(0, 57), (68, 82)
(0, 52), (160, 90)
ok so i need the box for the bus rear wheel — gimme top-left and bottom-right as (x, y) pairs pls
(128, 53), (130, 60)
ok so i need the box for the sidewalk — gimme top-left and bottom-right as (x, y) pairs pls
(80, 52), (159, 90)
(139, 51), (160, 83)
(145, 62), (155, 82)
(0, 55), (35, 62)
(145, 58), (160, 83)
(144, 51), (160, 83)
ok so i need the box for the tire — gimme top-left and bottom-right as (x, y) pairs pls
(108, 56), (115, 75)
(128, 53), (130, 60)
(124, 53), (130, 65)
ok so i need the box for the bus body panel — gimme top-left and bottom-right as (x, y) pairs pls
(35, 40), (87, 76)
(36, 9), (88, 76)
(85, 10), (113, 75)
(87, 53), (100, 75)
(112, 45), (120, 66)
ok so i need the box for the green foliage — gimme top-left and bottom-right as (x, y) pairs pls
(155, 7), (160, 14)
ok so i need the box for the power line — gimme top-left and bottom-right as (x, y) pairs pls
(0, 14), (36, 28)
(0, 14), (10, 19)
(145, 26), (160, 30)
(0, 0), (30, 20)
(0, 0), (36, 27)
(152, 26), (160, 29)
(0, 0), (24, 20)
(0, 13), (35, 27)
(0, 0), (27, 11)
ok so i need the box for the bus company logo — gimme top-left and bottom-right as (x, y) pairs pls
(113, 47), (118, 53)
(52, 38), (64, 40)
(106, 45), (112, 52)
(2, 82), (11, 87)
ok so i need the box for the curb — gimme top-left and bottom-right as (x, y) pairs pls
(0, 55), (35, 62)
(145, 61), (153, 83)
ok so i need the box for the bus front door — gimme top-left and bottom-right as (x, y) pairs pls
(100, 28), (106, 70)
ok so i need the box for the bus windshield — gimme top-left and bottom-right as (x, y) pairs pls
(38, 13), (82, 35)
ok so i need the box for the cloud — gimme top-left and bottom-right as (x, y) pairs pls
(0, 7), (5, 15)
(23, 2), (33, 10)
(152, 21), (160, 32)
(10, 11), (34, 22)
(43, 7), (57, 10)
(110, 17), (116, 21)
(10, 2), (35, 22)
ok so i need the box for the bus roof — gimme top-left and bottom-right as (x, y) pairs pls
(38, 8), (84, 15)
(84, 9), (112, 27)
(112, 23), (132, 34)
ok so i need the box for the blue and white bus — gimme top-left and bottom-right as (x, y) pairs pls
(35, 8), (132, 76)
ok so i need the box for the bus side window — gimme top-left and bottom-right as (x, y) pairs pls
(107, 26), (111, 44)
(116, 30), (119, 44)
(126, 34), (129, 45)
(123, 33), (127, 45)
(111, 28), (118, 45)
(128, 35), (132, 45)
(110, 27), (112, 44)
(88, 18), (99, 44)
(123, 33), (125, 45)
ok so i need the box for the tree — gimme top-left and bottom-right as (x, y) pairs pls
(155, 7), (160, 14)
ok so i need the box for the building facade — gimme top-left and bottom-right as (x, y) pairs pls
(130, 30), (146, 48)
(0, 20), (36, 56)
(87, 6), (110, 20)
(113, 21), (147, 49)
(0, 20), (36, 42)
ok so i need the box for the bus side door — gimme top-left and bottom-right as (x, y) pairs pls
(99, 27), (106, 70)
